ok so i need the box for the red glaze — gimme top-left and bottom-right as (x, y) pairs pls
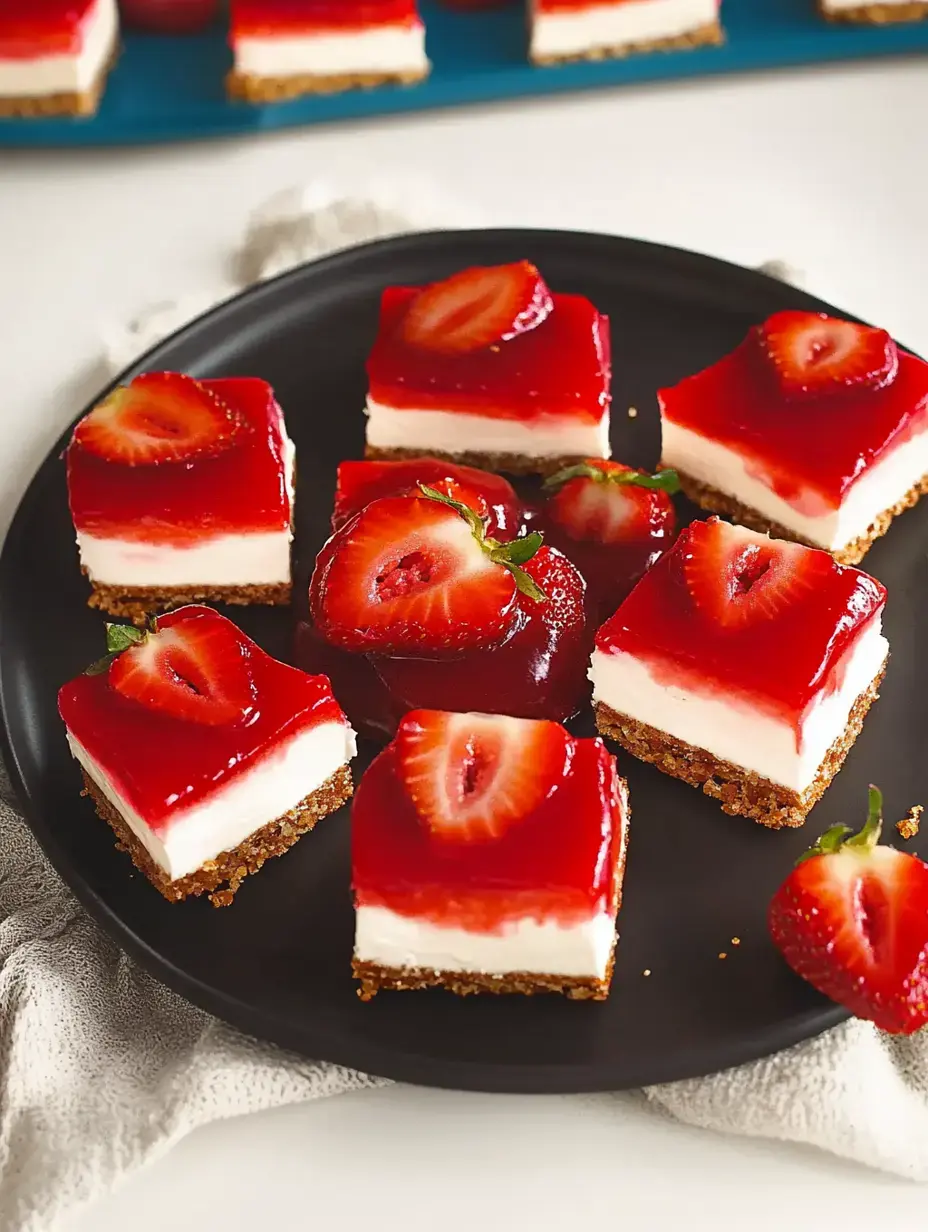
(537, 461), (677, 618)
(352, 731), (627, 930)
(595, 522), (886, 732)
(0, 0), (96, 56)
(59, 606), (347, 834)
(119, 0), (222, 34)
(332, 457), (522, 537)
(230, 0), (421, 38)
(367, 285), (611, 422)
(297, 545), (591, 739)
(66, 377), (292, 547)
(660, 330), (928, 515)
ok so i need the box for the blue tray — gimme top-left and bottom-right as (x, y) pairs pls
(2, 0), (927, 147)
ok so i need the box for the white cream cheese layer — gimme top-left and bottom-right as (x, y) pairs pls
(364, 398), (611, 460)
(0, 0), (118, 97)
(233, 23), (428, 78)
(661, 419), (928, 552)
(589, 615), (888, 793)
(530, 0), (718, 59)
(68, 721), (356, 883)
(355, 905), (617, 978)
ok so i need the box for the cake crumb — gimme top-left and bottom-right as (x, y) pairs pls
(731, 937), (741, 947)
(642, 968), (651, 977)
(627, 406), (638, 419)
(897, 805), (923, 840)
(718, 952), (728, 960)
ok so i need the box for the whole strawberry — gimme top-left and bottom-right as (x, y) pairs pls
(769, 786), (928, 1035)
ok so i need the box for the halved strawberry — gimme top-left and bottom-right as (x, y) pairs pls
(104, 611), (255, 726)
(72, 372), (243, 466)
(683, 518), (822, 629)
(400, 261), (553, 354)
(769, 786), (928, 1035)
(395, 709), (573, 842)
(758, 310), (898, 398)
(543, 460), (679, 545)
(310, 487), (545, 657)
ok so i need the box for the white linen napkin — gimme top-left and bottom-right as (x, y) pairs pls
(3, 183), (924, 1232)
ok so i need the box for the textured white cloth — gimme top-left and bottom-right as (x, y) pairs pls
(4, 184), (923, 1232)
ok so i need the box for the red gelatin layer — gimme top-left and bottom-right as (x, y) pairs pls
(352, 734), (626, 930)
(230, 0), (421, 38)
(59, 606), (346, 833)
(595, 524), (886, 729)
(660, 338), (928, 515)
(66, 377), (292, 547)
(367, 286), (611, 422)
(332, 457), (523, 536)
(0, 0), (97, 57)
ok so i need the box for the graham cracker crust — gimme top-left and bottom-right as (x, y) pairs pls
(85, 578), (292, 624)
(530, 20), (724, 65)
(364, 444), (594, 479)
(0, 45), (118, 118)
(594, 662), (886, 829)
(81, 763), (353, 907)
(227, 66), (428, 103)
(353, 953), (615, 1002)
(669, 469), (928, 567)
(820, 1), (928, 20)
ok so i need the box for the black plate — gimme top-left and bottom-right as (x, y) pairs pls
(2, 230), (925, 1093)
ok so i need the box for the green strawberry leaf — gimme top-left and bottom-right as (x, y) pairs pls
(417, 483), (485, 538)
(105, 623), (146, 654)
(506, 563), (547, 603)
(488, 531), (543, 567)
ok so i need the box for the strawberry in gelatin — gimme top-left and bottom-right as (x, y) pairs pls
(538, 460), (679, 618)
(303, 485), (590, 737)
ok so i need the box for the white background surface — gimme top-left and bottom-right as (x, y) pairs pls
(0, 52), (926, 1232)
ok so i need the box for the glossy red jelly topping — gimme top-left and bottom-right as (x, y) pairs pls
(58, 606), (346, 833)
(595, 523), (886, 728)
(66, 377), (292, 546)
(367, 286), (611, 422)
(660, 337), (928, 514)
(332, 458), (523, 538)
(297, 545), (591, 739)
(536, 462), (677, 619)
(0, 0), (96, 56)
(352, 735), (626, 929)
(230, 0), (420, 38)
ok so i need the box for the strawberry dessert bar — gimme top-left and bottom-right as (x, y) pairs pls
(537, 459), (679, 618)
(364, 261), (612, 477)
(227, 0), (429, 102)
(819, 1), (927, 22)
(660, 311), (928, 565)
(352, 710), (629, 999)
(332, 456), (523, 537)
(0, 0), (119, 117)
(302, 486), (590, 737)
(58, 606), (356, 906)
(66, 372), (295, 620)
(589, 517), (888, 828)
(528, 0), (723, 65)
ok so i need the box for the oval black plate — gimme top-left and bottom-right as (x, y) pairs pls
(2, 230), (926, 1093)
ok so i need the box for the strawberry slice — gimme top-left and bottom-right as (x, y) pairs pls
(769, 786), (928, 1035)
(395, 709), (573, 843)
(682, 518), (822, 629)
(400, 261), (553, 354)
(759, 310), (898, 399)
(104, 611), (255, 726)
(72, 372), (243, 466)
(310, 487), (546, 657)
(543, 460), (679, 545)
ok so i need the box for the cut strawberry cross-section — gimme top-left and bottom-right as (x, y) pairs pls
(399, 261), (553, 354)
(72, 372), (244, 466)
(758, 310), (898, 399)
(310, 486), (546, 657)
(395, 709), (573, 843)
(543, 461), (680, 545)
(769, 785), (928, 1035)
(683, 518), (825, 629)
(95, 610), (256, 726)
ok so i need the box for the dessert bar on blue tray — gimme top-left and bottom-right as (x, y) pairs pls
(2, 0), (926, 147)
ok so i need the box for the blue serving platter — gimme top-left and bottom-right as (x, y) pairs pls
(2, 0), (927, 147)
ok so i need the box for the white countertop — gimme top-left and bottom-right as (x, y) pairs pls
(1, 53), (926, 1232)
